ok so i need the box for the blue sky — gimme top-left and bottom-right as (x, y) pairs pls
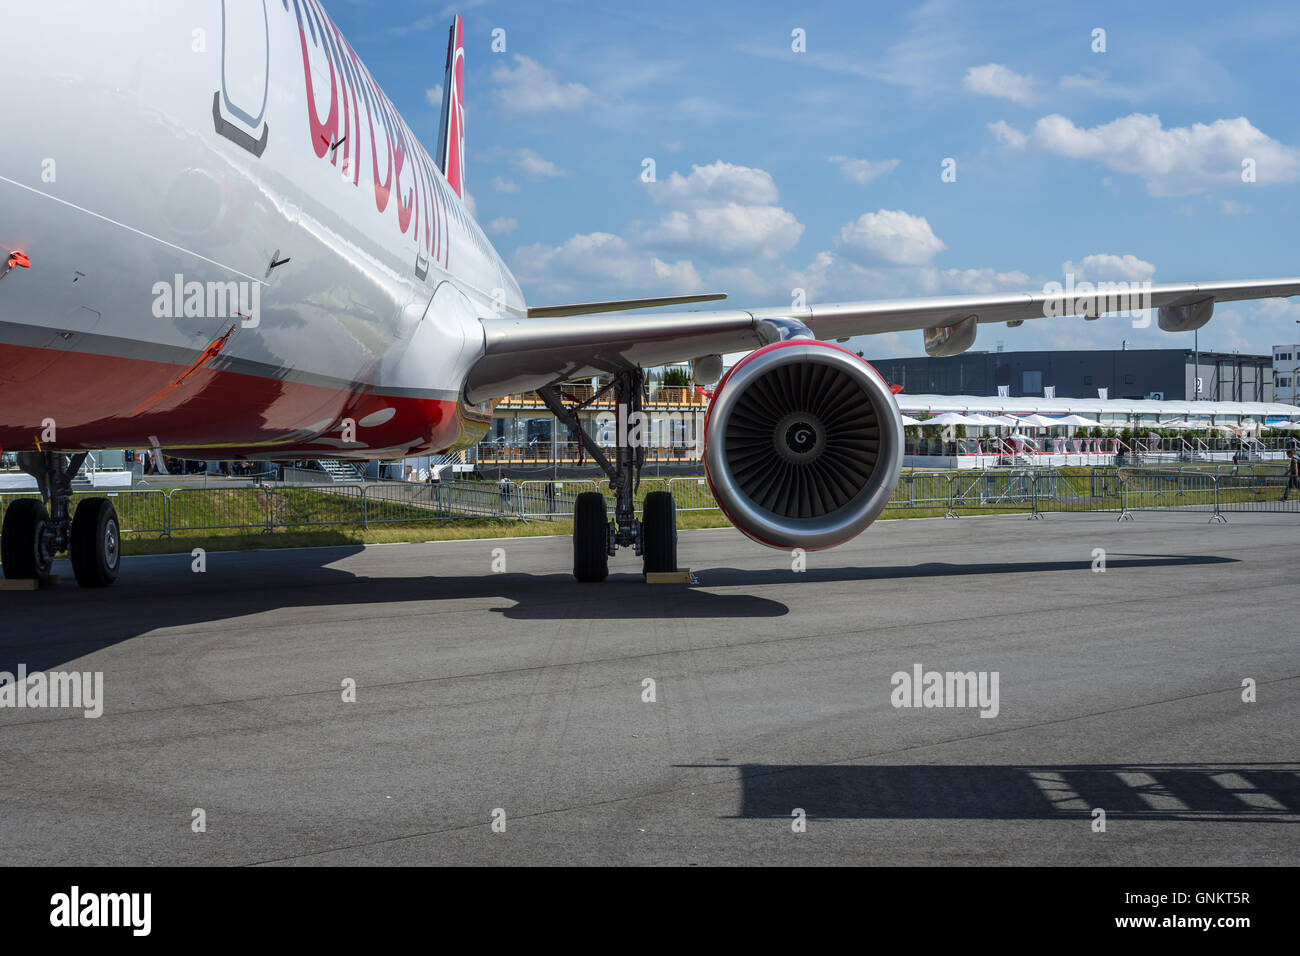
(327, 0), (1300, 358)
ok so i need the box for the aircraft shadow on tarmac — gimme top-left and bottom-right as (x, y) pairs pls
(705, 762), (1300, 823)
(0, 549), (1236, 673)
(0, 551), (787, 672)
(694, 552), (1235, 587)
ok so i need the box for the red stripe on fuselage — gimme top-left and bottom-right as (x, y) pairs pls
(0, 341), (459, 456)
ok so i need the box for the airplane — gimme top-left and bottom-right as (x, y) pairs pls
(2, 1), (1298, 588)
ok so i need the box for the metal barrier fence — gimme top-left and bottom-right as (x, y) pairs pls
(1115, 467), (1299, 521)
(0, 489), (171, 535)
(2, 468), (1297, 544)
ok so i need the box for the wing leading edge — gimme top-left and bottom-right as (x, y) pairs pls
(466, 277), (1300, 402)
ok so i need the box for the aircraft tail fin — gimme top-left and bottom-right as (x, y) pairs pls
(435, 15), (466, 198)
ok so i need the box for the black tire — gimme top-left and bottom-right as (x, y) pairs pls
(641, 491), (677, 574)
(1, 498), (52, 583)
(573, 491), (609, 582)
(71, 497), (120, 588)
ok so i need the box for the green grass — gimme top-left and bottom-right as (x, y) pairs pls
(117, 502), (1090, 556)
(7, 463), (1285, 559)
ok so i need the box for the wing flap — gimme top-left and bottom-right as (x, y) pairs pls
(526, 293), (726, 318)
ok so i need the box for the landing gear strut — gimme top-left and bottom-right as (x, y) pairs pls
(538, 368), (677, 582)
(1, 450), (120, 587)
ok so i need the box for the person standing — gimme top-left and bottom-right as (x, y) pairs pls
(1283, 449), (1300, 501)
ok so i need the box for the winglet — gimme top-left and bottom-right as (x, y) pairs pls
(435, 15), (466, 198)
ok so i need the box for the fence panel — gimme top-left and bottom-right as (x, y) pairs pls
(94, 489), (171, 535)
(947, 471), (1035, 514)
(668, 476), (717, 511)
(0, 489), (171, 536)
(364, 482), (457, 524)
(516, 479), (602, 518)
(267, 484), (366, 529)
(884, 472), (953, 512)
(1033, 469), (1123, 515)
(166, 487), (272, 534)
(1117, 470), (1218, 515)
(1212, 469), (1300, 514)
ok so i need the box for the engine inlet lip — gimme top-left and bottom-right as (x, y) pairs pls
(704, 341), (904, 550)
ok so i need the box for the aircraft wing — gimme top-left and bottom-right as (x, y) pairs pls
(466, 277), (1300, 402)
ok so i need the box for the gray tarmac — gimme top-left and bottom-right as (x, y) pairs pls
(0, 511), (1296, 866)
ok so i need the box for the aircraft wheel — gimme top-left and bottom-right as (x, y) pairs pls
(1, 498), (52, 583)
(641, 491), (677, 574)
(70, 497), (120, 588)
(573, 492), (609, 582)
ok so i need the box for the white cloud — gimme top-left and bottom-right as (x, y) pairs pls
(643, 203), (802, 260)
(784, 250), (1030, 309)
(490, 176), (520, 193)
(1058, 69), (1136, 101)
(995, 112), (1300, 195)
(425, 85), (444, 108)
(387, 16), (435, 37)
(931, 267), (1033, 294)
(488, 217), (518, 236)
(491, 55), (595, 114)
(987, 119), (1028, 149)
(512, 232), (702, 296)
(837, 210), (946, 266)
(828, 156), (900, 184)
(649, 161), (779, 207)
(705, 265), (777, 297)
(510, 148), (568, 180)
(640, 161), (802, 262)
(1061, 254), (1156, 282)
(962, 63), (1037, 105)
(1255, 298), (1300, 321)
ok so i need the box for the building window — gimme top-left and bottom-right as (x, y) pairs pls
(1023, 370), (1042, 393)
(1083, 375), (1093, 386)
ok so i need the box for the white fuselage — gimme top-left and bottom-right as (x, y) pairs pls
(0, 0), (522, 458)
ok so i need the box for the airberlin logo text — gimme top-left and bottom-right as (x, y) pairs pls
(152, 274), (260, 328)
(891, 663), (1000, 718)
(50, 887), (151, 936)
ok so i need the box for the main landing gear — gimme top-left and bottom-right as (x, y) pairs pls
(538, 368), (677, 583)
(1, 450), (120, 587)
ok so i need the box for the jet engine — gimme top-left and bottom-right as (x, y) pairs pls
(703, 339), (904, 550)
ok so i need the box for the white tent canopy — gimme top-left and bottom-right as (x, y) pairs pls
(1054, 414), (1103, 427)
(895, 393), (1300, 422)
(1016, 414), (1066, 428)
(917, 412), (980, 426)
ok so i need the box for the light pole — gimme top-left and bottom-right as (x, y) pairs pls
(1293, 320), (1299, 407)
(1194, 328), (1199, 401)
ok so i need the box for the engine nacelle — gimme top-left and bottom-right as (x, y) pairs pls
(923, 314), (978, 356)
(703, 339), (904, 550)
(1158, 298), (1214, 333)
